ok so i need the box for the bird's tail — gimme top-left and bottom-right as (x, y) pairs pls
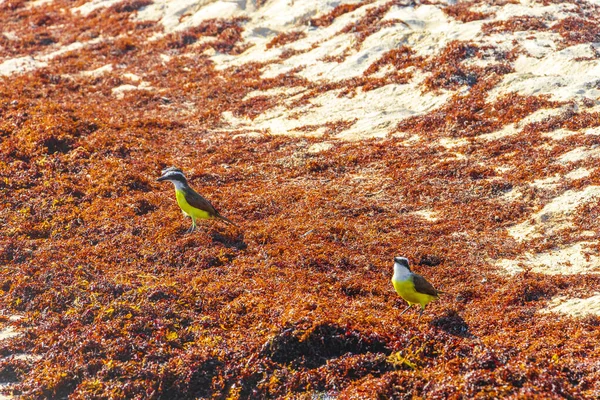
(217, 213), (238, 227)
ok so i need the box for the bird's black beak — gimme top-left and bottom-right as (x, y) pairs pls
(157, 175), (167, 182)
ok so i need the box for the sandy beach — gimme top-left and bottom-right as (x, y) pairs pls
(1, 0), (600, 397)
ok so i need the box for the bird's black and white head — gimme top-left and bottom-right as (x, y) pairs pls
(161, 166), (184, 176)
(157, 167), (189, 189)
(393, 257), (412, 279)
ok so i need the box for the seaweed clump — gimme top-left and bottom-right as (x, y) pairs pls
(443, 2), (495, 23)
(265, 31), (306, 49)
(309, 2), (369, 27)
(551, 16), (600, 46)
(482, 15), (549, 34)
(421, 40), (514, 91)
(161, 18), (249, 54)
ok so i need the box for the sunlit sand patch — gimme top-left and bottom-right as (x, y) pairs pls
(508, 186), (600, 241)
(2, 31), (18, 41)
(491, 1), (578, 20)
(478, 123), (520, 141)
(558, 147), (600, 164)
(243, 86), (307, 102)
(26, 0), (54, 8)
(216, 2), (387, 73)
(586, 126), (600, 135)
(123, 73), (143, 82)
(124, 0), (594, 142)
(307, 142), (334, 154)
(529, 167), (593, 189)
(78, 63), (114, 78)
(441, 152), (467, 162)
(494, 165), (513, 174)
(111, 82), (154, 99)
(412, 209), (439, 222)
(492, 45), (600, 102)
(224, 81), (450, 139)
(264, 32), (374, 81)
(501, 186), (523, 202)
(541, 293), (600, 317)
(384, 3), (482, 56)
(137, 0), (269, 35)
(565, 167), (592, 180)
(542, 128), (578, 141)
(474, 106), (567, 141)
(0, 326), (20, 341)
(0, 38), (104, 76)
(72, 0), (125, 16)
(531, 174), (561, 190)
(0, 385), (15, 400)
(135, 0), (454, 139)
(497, 241), (600, 275)
(0, 56), (46, 77)
(438, 137), (469, 149)
(0, 315), (39, 400)
(402, 134), (421, 146)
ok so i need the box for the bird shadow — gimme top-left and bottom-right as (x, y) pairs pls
(211, 231), (247, 250)
(430, 309), (474, 338)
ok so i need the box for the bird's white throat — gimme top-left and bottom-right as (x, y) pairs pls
(393, 262), (412, 281)
(169, 180), (188, 191)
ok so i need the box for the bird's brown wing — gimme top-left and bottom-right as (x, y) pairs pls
(183, 187), (237, 226)
(412, 274), (440, 297)
(182, 187), (219, 216)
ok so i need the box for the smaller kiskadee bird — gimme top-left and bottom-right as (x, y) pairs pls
(157, 167), (236, 233)
(391, 256), (441, 318)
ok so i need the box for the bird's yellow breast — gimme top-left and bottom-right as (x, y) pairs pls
(175, 189), (211, 220)
(392, 278), (437, 308)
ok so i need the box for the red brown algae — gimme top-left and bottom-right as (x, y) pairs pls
(0, 1), (599, 399)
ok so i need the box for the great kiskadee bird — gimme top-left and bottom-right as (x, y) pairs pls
(157, 167), (236, 233)
(391, 257), (441, 318)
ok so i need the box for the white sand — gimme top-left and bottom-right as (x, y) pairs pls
(4, 0), (597, 141)
(0, 315), (23, 341)
(412, 209), (439, 222)
(0, 56), (47, 76)
(0, 326), (20, 341)
(0, 316), (38, 399)
(542, 293), (600, 317)
(565, 167), (592, 180)
(559, 147), (600, 164)
(79, 63), (114, 77)
(27, 0), (54, 7)
(507, 186), (600, 241)
(71, 0), (124, 16)
(0, 320), (21, 399)
(0, 38), (103, 76)
(497, 241), (600, 275)
(111, 81), (154, 99)
(307, 142), (334, 154)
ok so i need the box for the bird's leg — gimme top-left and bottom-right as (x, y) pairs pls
(418, 307), (425, 321)
(186, 217), (196, 234)
(399, 305), (411, 315)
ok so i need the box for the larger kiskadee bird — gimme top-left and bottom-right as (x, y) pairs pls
(157, 167), (236, 233)
(391, 257), (441, 318)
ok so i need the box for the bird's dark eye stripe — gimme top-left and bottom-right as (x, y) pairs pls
(163, 172), (186, 180)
